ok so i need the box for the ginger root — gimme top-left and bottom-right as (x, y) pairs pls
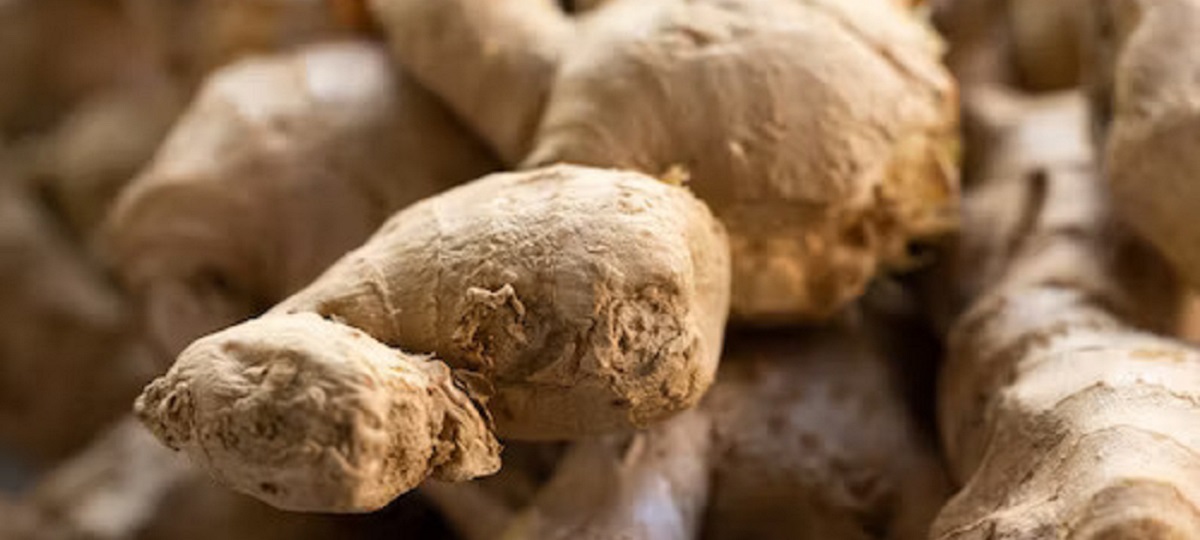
(931, 90), (1195, 538)
(135, 165), (731, 512)
(370, 0), (959, 322)
(105, 40), (496, 357)
(1086, 0), (1200, 289)
(439, 307), (948, 540)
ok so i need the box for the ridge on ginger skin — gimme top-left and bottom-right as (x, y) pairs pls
(135, 165), (732, 513)
(931, 89), (1200, 539)
(369, 0), (960, 322)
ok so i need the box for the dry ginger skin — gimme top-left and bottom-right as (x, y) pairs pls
(445, 314), (948, 540)
(135, 165), (732, 513)
(1085, 0), (1200, 290)
(105, 40), (497, 358)
(932, 91), (1200, 538)
(369, 0), (959, 322)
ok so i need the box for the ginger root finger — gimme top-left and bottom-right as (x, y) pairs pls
(138, 314), (500, 513)
(932, 90), (1195, 539)
(371, 0), (959, 322)
(136, 165), (731, 512)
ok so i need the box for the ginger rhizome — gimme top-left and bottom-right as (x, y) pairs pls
(429, 306), (948, 540)
(931, 90), (1199, 538)
(105, 40), (496, 356)
(369, 0), (959, 322)
(1086, 0), (1200, 290)
(135, 165), (732, 512)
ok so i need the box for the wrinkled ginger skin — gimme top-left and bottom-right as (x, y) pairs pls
(479, 316), (948, 540)
(105, 41), (497, 357)
(138, 314), (500, 513)
(137, 165), (731, 512)
(932, 92), (1197, 539)
(370, 0), (959, 322)
(1086, 0), (1200, 289)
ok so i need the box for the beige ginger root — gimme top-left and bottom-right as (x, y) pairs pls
(931, 90), (1198, 538)
(105, 40), (496, 357)
(1085, 0), (1200, 289)
(134, 164), (732, 513)
(369, 0), (959, 322)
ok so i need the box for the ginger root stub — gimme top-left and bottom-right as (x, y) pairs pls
(136, 165), (732, 513)
(370, 0), (959, 322)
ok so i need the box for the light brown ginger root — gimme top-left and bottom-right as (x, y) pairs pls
(134, 165), (732, 513)
(0, 418), (454, 540)
(369, 0), (959, 322)
(1085, 0), (1200, 290)
(0, 179), (155, 463)
(439, 309), (948, 540)
(105, 40), (497, 357)
(931, 90), (1199, 538)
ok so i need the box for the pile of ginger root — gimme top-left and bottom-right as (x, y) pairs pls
(7, 0), (1200, 539)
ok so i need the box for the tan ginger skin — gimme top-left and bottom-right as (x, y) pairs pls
(135, 165), (732, 513)
(105, 40), (497, 357)
(368, 0), (959, 322)
(1085, 0), (1200, 290)
(430, 310), (948, 540)
(931, 90), (1200, 538)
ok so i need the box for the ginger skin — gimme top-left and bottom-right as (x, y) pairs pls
(931, 91), (1196, 538)
(370, 0), (959, 322)
(135, 165), (732, 513)
(436, 310), (948, 540)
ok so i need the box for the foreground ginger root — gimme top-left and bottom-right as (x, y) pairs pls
(435, 306), (947, 540)
(106, 40), (496, 357)
(135, 165), (731, 512)
(932, 91), (1199, 538)
(370, 0), (958, 322)
(1085, 0), (1200, 290)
